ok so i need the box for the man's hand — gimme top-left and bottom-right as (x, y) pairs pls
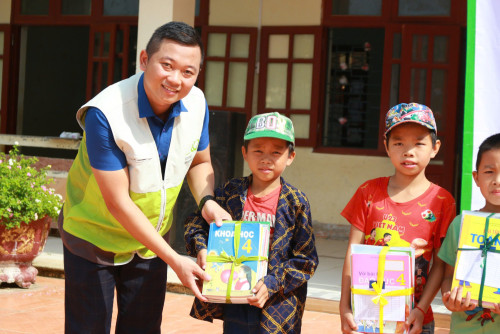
(247, 280), (269, 308)
(170, 254), (210, 302)
(340, 304), (360, 334)
(406, 307), (425, 334)
(202, 199), (231, 227)
(442, 286), (477, 312)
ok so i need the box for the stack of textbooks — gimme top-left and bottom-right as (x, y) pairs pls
(451, 211), (500, 308)
(202, 220), (270, 304)
(350, 244), (415, 334)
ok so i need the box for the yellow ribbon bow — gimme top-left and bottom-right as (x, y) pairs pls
(351, 247), (414, 333)
(371, 281), (389, 306)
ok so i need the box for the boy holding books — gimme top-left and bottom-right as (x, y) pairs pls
(339, 103), (456, 334)
(185, 112), (318, 333)
(438, 133), (500, 333)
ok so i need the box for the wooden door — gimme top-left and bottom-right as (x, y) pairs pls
(398, 24), (461, 193)
(87, 24), (117, 99)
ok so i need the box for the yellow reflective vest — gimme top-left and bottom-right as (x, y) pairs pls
(62, 73), (206, 265)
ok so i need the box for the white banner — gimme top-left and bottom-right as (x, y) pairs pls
(463, 0), (500, 210)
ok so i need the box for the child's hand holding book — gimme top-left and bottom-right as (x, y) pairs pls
(248, 280), (269, 308)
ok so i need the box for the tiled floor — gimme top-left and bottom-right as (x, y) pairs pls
(0, 277), (451, 334)
(0, 276), (337, 334)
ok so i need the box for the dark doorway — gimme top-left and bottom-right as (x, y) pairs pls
(18, 26), (88, 158)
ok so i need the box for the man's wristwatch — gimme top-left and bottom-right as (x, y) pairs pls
(198, 195), (215, 211)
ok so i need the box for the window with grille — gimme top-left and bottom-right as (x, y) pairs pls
(323, 28), (384, 149)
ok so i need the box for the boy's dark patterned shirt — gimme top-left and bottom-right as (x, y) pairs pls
(184, 176), (319, 333)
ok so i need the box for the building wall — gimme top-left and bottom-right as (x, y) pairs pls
(214, 0), (393, 234)
(2, 0), (394, 235)
(136, 0), (195, 72)
(261, 0), (322, 25)
(0, 0), (10, 24)
(209, 0), (322, 26)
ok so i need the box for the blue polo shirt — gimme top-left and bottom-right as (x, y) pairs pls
(85, 74), (210, 173)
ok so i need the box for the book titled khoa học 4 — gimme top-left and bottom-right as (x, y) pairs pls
(202, 220), (270, 304)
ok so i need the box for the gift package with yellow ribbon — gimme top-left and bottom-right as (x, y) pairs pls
(451, 211), (500, 309)
(351, 244), (415, 333)
(202, 220), (270, 303)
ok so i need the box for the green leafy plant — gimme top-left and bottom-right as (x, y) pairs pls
(0, 146), (63, 229)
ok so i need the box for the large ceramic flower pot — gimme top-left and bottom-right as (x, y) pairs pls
(0, 215), (51, 288)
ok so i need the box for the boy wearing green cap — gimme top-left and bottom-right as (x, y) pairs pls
(185, 112), (318, 333)
(339, 103), (456, 334)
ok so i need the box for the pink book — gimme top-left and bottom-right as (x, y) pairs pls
(351, 245), (414, 334)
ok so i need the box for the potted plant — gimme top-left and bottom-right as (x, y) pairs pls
(0, 146), (63, 288)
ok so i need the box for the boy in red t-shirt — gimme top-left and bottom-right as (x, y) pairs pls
(339, 103), (456, 334)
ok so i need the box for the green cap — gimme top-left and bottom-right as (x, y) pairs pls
(244, 112), (295, 144)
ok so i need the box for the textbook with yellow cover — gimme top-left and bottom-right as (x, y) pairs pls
(202, 221), (270, 304)
(451, 211), (500, 308)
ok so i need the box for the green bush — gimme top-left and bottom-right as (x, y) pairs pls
(0, 146), (63, 229)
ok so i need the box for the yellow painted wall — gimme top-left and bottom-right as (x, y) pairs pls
(136, 0), (195, 72)
(0, 0), (392, 231)
(211, 0), (392, 229)
(262, 0), (322, 26)
(210, 0), (321, 26)
(210, 0), (260, 26)
(0, 0), (11, 24)
(243, 148), (394, 226)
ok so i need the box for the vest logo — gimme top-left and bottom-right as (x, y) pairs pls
(185, 139), (200, 165)
(190, 139), (200, 153)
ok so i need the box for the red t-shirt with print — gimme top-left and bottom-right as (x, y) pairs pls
(242, 185), (280, 245)
(341, 177), (456, 325)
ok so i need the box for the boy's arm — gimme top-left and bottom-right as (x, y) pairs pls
(185, 183), (233, 263)
(262, 196), (318, 297)
(406, 198), (456, 333)
(441, 261), (477, 312)
(184, 210), (210, 258)
(437, 214), (477, 312)
(441, 261), (453, 294)
(340, 225), (365, 334)
(405, 249), (445, 333)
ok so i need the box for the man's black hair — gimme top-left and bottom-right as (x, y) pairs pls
(476, 133), (500, 170)
(145, 21), (204, 66)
